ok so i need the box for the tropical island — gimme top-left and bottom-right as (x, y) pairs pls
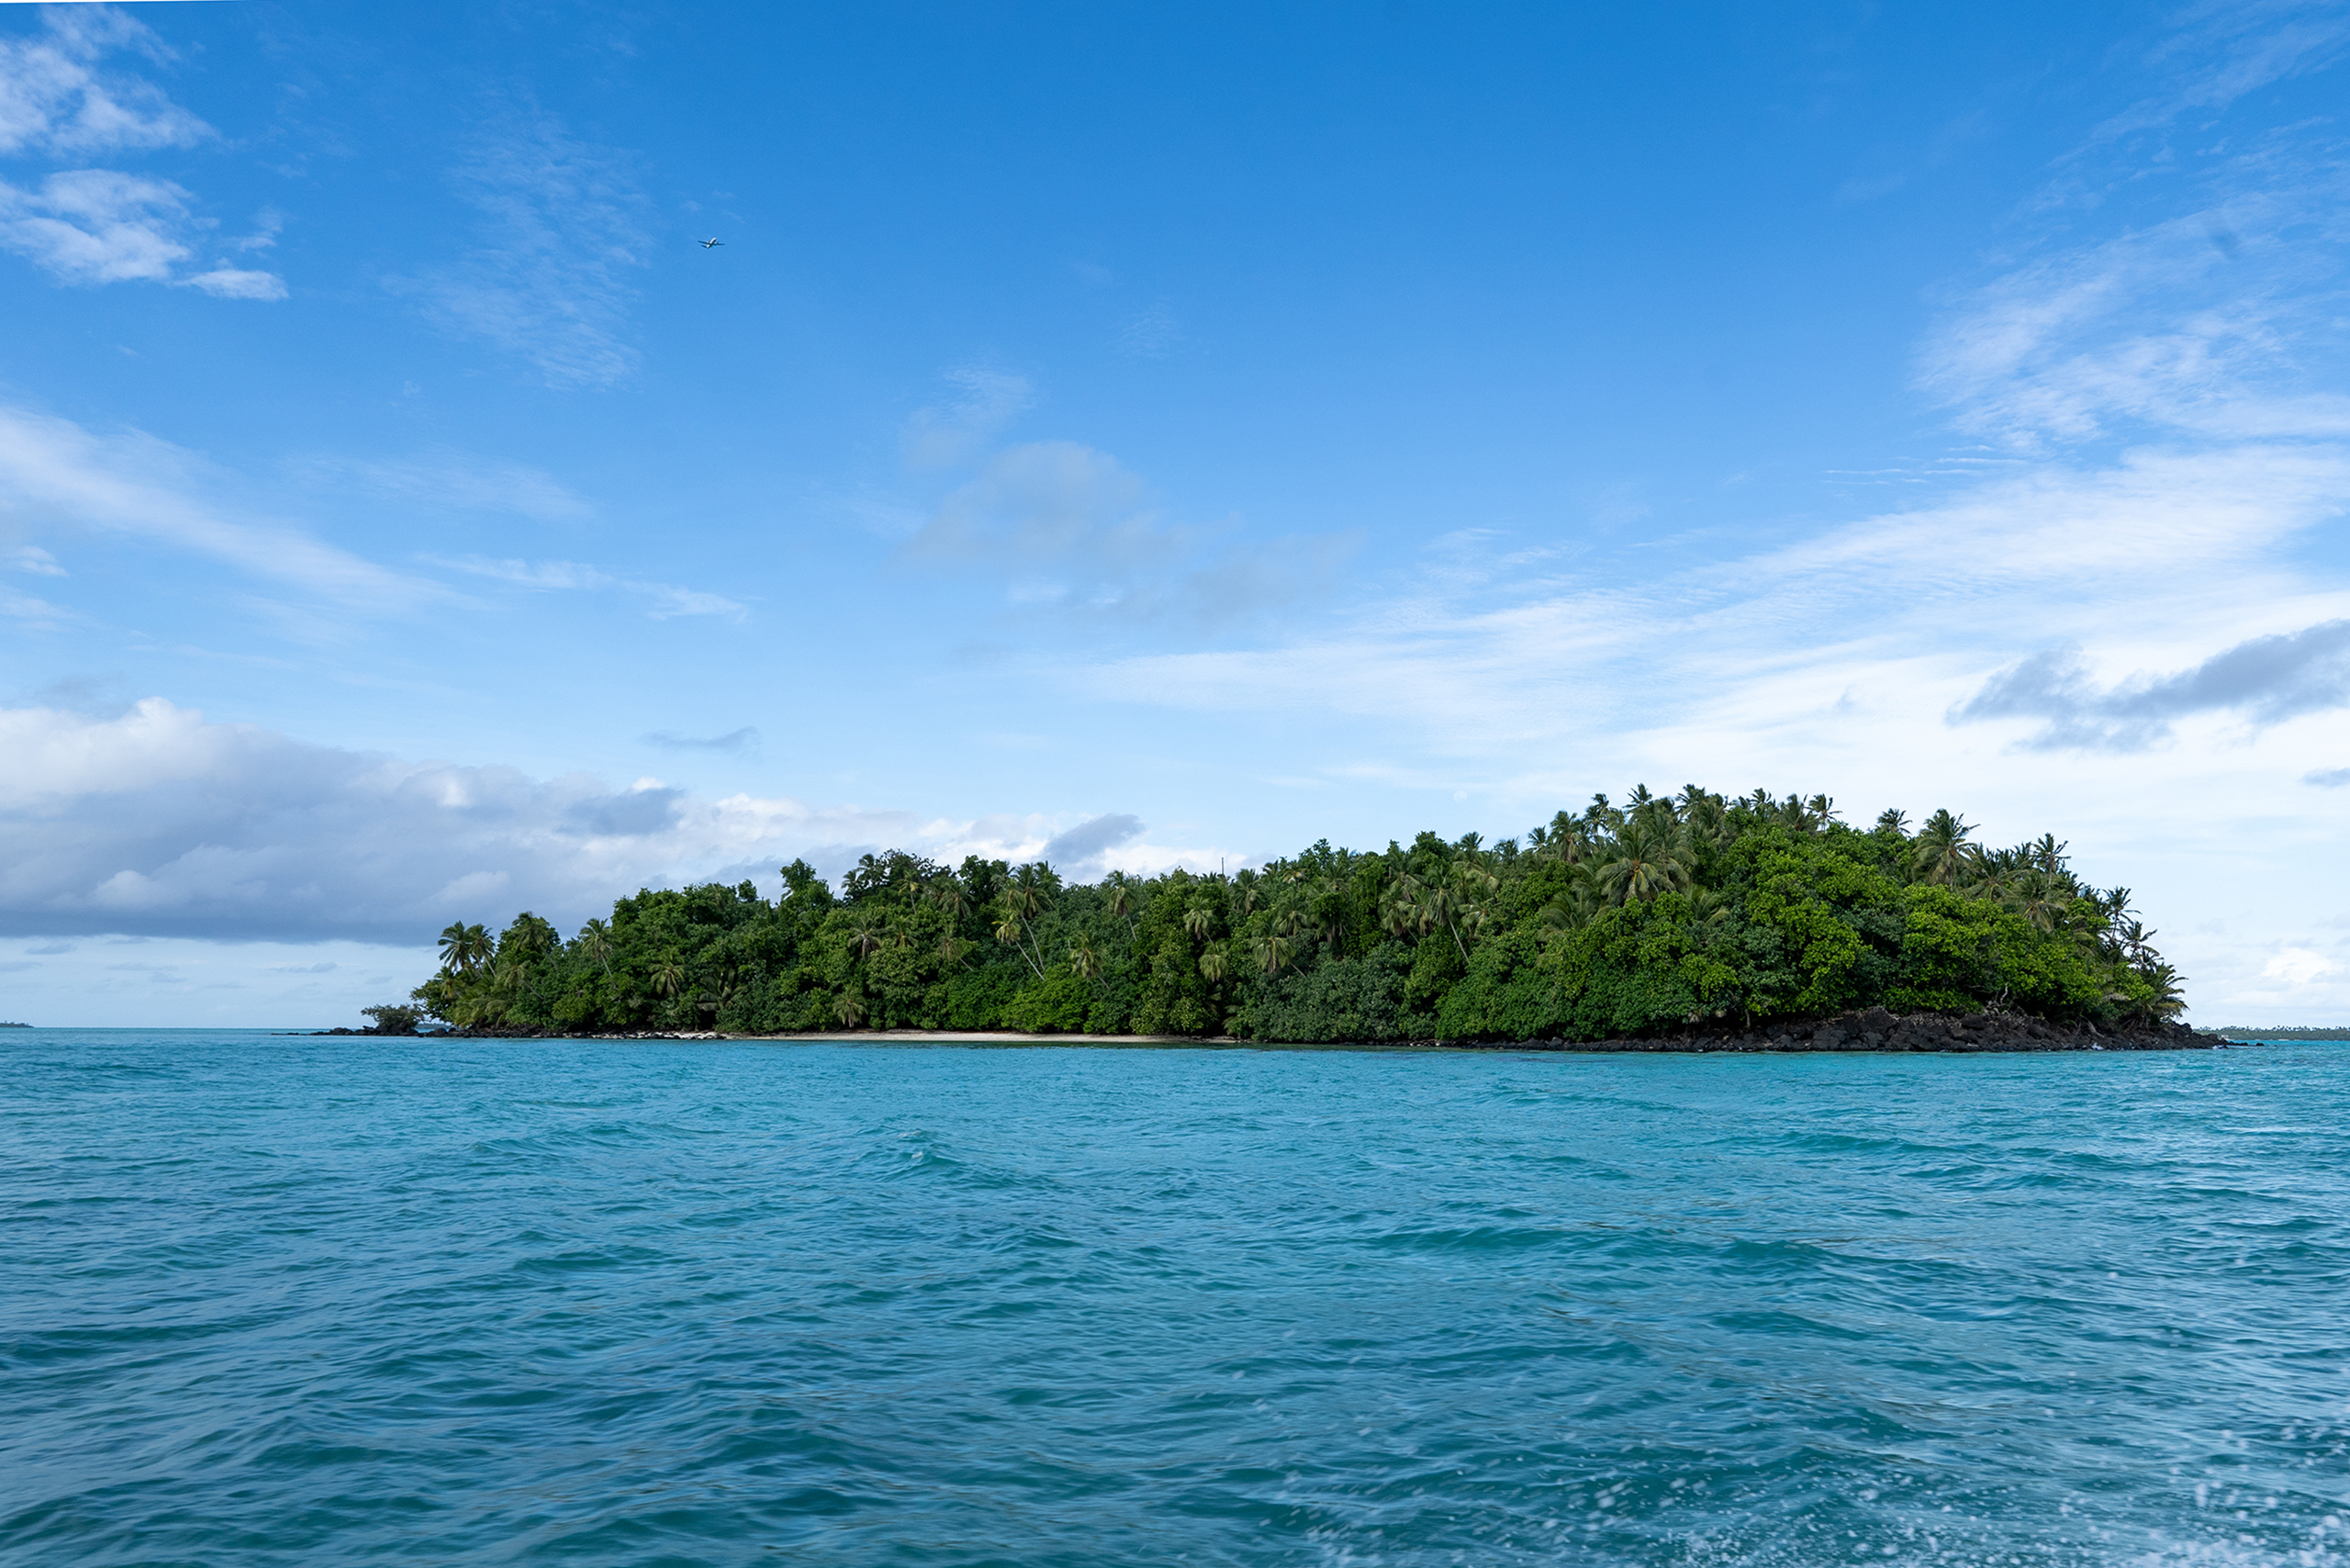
(380, 787), (2196, 1050)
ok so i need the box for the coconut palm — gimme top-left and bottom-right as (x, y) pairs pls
(834, 990), (867, 1028)
(2010, 868), (2065, 932)
(1913, 810), (1975, 885)
(1199, 946), (1229, 983)
(1231, 869), (1262, 919)
(849, 912), (887, 960)
(1251, 933), (1294, 975)
(651, 958), (687, 999)
(2028, 833), (2069, 875)
(438, 922), (490, 975)
(578, 918), (613, 971)
(1595, 824), (1694, 905)
(1068, 935), (1102, 980)
(1183, 902), (1214, 942)
(1874, 808), (1909, 836)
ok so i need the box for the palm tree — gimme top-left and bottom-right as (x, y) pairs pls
(849, 912), (886, 960)
(1199, 946), (1229, 983)
(1252, 933), (1294, 975)
(1595, 824), (1694, 905)
(652, 958), (686, 999)
(1913, 810), (1975, 885)
(1232, 869), (1262, 919)
(2010, 868), (2065, 932)
(834, 990), (866, 1028)
(438, 922), (490, 975)
(1874, 808), (1908, 836)
(925, 879), (969, 923)
(578, 918), (613, 972)
(1183, 902), (1214, 942)
(1068, 935), (1102, 980)
(1381, 873), (1431, 942)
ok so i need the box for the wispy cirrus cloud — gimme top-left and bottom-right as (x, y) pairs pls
(904, 439), (1354, 632)
(291, 449), (592, 523)
(642, 726), (760, 754)
(901, 367), (1035, 468)
(402, 106), (648, 388)
(433, 554), (743, 619)
(0, 403), (437, 610)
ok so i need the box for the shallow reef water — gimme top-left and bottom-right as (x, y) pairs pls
(3, 1031), (2346, 1566)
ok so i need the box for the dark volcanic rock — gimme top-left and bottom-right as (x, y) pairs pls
(1459, 1010), (2206, 1054)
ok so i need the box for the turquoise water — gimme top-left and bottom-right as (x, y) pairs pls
(4, 1032), (2346, 1566)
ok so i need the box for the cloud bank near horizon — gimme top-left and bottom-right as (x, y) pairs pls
(0, 699), (1224, 945)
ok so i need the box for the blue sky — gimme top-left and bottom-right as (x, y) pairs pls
(4, 0), (2348, 1025)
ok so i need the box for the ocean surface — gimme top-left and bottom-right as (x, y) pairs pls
(3, 1032), (2345, 1567)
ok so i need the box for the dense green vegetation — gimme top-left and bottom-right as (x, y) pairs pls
(407, 787), (2188, 1041)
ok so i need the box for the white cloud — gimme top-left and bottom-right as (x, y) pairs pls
(0, 170), (287, 297)
(901, 367), (1035, 468)
(402, 106), (647, 388)
(0, 402), (437, 609)
(292, 450), (592, 522)
(2262, 947), (2341, 986)
(181, 265), (287, 300)
(1113, 301), (1183, 359)
(0, 699), (1190, 944)
(1058, 31), (2350, 1026)
(431, 554), (744, 619)
(6, 543), (63, 576)
(0, 168), (187, 283)
(0, 6), (210, 157)
(905, 440), (1353, 630)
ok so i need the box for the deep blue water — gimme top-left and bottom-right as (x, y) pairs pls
(4, 1032), (2346, 1567)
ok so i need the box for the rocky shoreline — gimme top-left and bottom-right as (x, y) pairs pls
(1465, 1007), (2210, 1053)
(317, 1009), (2211, 1051)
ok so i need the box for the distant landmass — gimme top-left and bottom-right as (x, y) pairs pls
(0, 1021), (30, 1028)
(390, 787), (2190, 1048)
(2206, 1026), (2350, 1041)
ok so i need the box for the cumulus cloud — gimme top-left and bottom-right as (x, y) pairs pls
(402, 106), (648, 388)
(0, 172), (287, 299)
(0, 16), (285, 299)
(0, 700), (1198, 943)
(905, 440), (1353, 630)
(1953, 622), (2350, 751)
(2307, 767), (2350, 787)
(1040, 812), (1144, 879)
(0, 168), (188, 283)
(0, 6), (210, 157)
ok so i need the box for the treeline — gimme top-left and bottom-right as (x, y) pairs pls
(407, 787), (2188, 1042)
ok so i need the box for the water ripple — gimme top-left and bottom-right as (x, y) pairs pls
(3, 1033), (2346, 1566)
